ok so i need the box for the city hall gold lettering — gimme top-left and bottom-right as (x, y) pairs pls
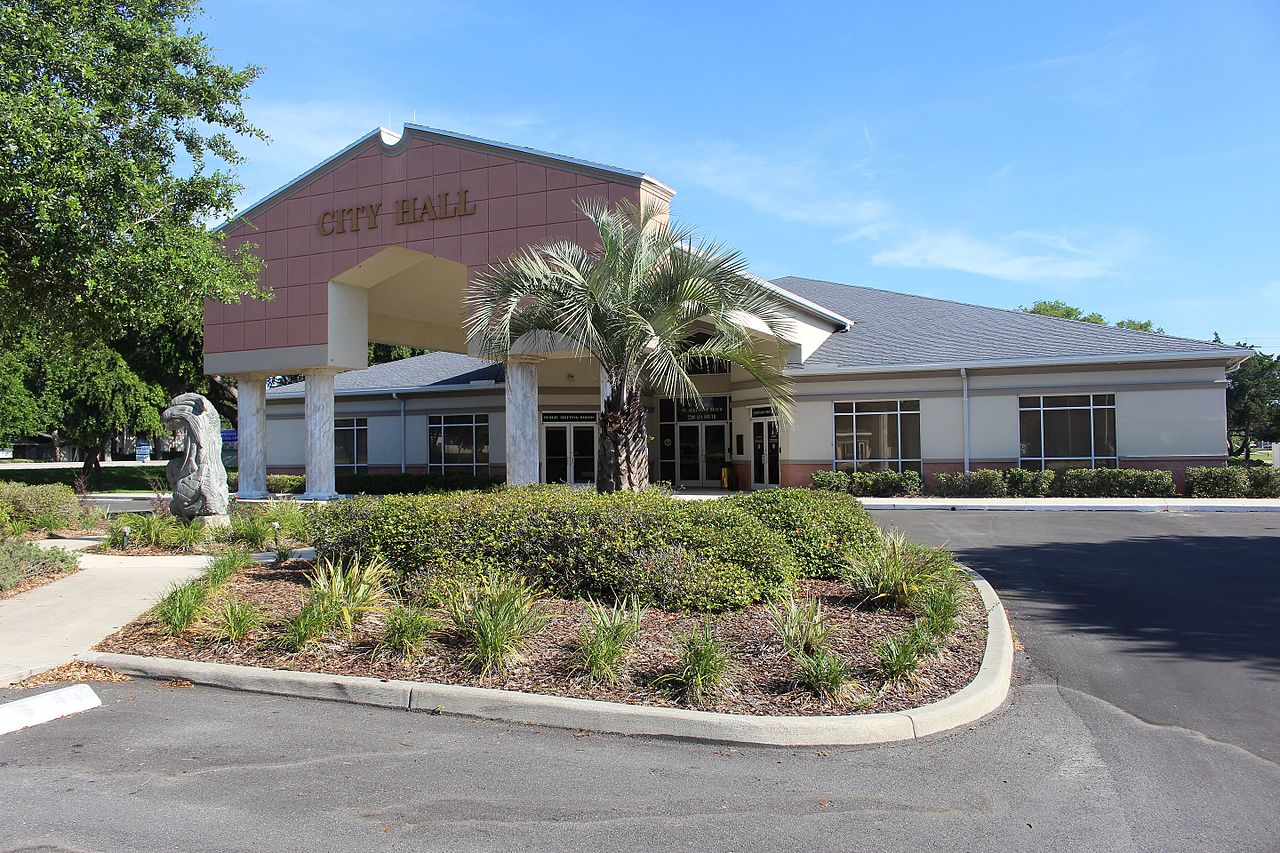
(315, 191), (477, 235)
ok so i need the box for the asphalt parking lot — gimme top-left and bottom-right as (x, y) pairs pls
(2, 511), (1278, 851)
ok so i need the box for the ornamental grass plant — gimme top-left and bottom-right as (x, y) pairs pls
(307, 555), (391, 636)
(767, 596), (830, 655)
(572, 596), (645, 685)
(655, 620), (733, 704)
(793, 648), (854, 700)
(379, 605), (440, 663)
(445, 573), (549, 677)
(845, 529), (958, 609)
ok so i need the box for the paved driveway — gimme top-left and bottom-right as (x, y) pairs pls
(869, 510), (1280, 762)
(1, 512), (1278, 851)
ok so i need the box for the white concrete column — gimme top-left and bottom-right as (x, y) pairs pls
(302, 369), (339, 500)
(505, 358), (540, 486)
(236, 375), (268, 499)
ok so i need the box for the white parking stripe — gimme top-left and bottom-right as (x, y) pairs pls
(0, 684), (101, 735)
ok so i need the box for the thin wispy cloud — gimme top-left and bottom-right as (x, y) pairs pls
(1025, 38), (1156, 108)
(678, 139), (888, 228)
(869, 228), (1128, 283)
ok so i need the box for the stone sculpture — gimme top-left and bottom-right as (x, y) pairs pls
(162, 393), (230, 523)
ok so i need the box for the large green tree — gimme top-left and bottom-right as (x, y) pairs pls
(1223, 345), (1280, 461)
(466, 201), (795, 492)
(1021, 300), (1163, 333)
(0, 0), (265, 345)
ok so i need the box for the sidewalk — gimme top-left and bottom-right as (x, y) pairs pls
(0, 550), (209, 686)
(855, 496), (1280, 512)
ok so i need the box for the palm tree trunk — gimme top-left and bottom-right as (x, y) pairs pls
(597, 389), (650, 492)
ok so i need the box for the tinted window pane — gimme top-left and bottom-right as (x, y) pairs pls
(1043, 395), (1091, 408)
(443, 414), (471, 425)
(1019, 396), (1040, 409)
(1019, 411), (1042, 458)
(856, 412), (898, 460)
(476, 425), (490, 464)
(1093, 408), (1116, 457)
(834, 415), (855, 461)
(900, 413), (921, 459)
(900, 400), (920, 412)
(1092, 394), (1115, 406)
(334, 430), (354, 465)
(1043, 409), (1092, 457)
(476, 414), (489, 424)
(428, 429), (442, 465)
(443, 426), (474, 465)
(834, 402), (854, 414)
(856, 459), (893, 472)
(659, 398), (675, 423)
(856, 401), (898, 413)
(659, 424), (675, 462)
(356, 431), (367, 465)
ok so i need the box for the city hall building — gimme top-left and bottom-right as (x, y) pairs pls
(204, 125), (1251, 498)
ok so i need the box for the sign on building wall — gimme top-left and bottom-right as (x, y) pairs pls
(541, 412), (597, 423)
(315, 192), (478, 235)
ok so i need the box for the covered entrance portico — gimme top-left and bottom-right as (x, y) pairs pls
(205, 124), (675, 498)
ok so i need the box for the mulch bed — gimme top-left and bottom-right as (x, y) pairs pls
(0, 565), (84, 601)
(97, 561), (987, 717)
(12, 662), (133, 687)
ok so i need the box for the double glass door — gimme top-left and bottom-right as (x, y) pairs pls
(752, 419), (780, 487)
(544, 423), (596, 485)
(677, 422), (728, 488)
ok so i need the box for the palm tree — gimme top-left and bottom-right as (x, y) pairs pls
(465, 200), (796, 492)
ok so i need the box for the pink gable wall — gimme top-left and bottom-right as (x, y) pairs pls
(205, 133), (648, 356)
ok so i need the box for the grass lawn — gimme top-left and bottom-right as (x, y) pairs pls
(0, 464), (235, 493)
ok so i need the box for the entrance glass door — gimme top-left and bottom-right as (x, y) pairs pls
(543, 420), (596, 485)
(677, 422), (728, 487)
(752, 419), (780, 487)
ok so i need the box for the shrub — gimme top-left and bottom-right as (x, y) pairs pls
(260, 499), (313, 544)
(849, 469), (923, 497)
(930, 472), (967, 497)
(307, 555), (391, 635)
(1050, 468), (1176, 498)
(319, 487), (797, 612)
(967, 469), (1007, 498)
(214, 595), (262, 641)
(380, 605), (440, 662)
(1185, 466), (1249, 498)
(229, 514), (273, 550)
(794, 648), (853, 700)
(809, 469), (851, 493)
(0, 541), (77, 590)
(725, 488), (879, 579)
(874, 634), (922, 681)
(1246, 466), (1280, 499)
(845, 529), (958, 608)
(572, 596), (645, 685)
(0, 482), (80, 527)
(108, 513), (176, 549)
(268, 474), (307, 494)
(767, 597), (830, 655)
(153, 581), (208, 635)
(279, 598), (338, 651)
(1004, 468), (1055, 498)
(445, 573), (549, 677)
(335, 471), (503, 495)
(913, 579), (961, 641)
(655, 620), (732, 704)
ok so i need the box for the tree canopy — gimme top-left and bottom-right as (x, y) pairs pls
(1223, 344), (1280, 459)
(1021, 300), (1163, 333)
(0, 0), (265, 345)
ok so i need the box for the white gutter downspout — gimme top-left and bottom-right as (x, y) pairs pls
(392, 392), (406, 473)
(960, 368), (971, 478)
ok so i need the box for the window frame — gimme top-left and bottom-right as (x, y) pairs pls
(1018, 393), (1117, 470)
(334, 417), (368, 475)
(427, 413), (490, 477)
(832, 399), (922, 474)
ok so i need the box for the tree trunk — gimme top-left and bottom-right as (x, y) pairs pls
(597, 389), (650, 492)
(80, 446), (103, 489)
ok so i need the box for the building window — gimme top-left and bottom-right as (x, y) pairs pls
(1019, 394), (1117, 470)
(335, 418), (368, 474)
(428, 414), (490, 477)
(833, 400), (921, 474)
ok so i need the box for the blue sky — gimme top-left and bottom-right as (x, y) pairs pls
(199, 0), (1279, 347)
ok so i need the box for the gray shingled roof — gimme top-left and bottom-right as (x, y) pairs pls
(266, 278), (1249, 396)
(773, 276), (1249, 370)
(268, 352), (500, 397)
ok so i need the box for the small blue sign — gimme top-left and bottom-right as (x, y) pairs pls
(221, 429), (238, 443)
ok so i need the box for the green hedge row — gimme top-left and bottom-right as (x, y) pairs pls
(312, 486), (880, 611)
(928, 467), (1177, 498)
(809, 469), (923, 497)
(1186, 465), (1280, 498)
(227, 472), (503, 495)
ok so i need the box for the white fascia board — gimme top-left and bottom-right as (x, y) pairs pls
(749, 274), (851, 332)
(785, 348), (1253, 377)
(267, 380), (504, 401)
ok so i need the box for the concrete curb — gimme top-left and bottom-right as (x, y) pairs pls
(79, 568), (1012, 746)
(858, 497), (1280, 512)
